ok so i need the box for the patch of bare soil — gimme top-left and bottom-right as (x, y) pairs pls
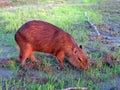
(0, 34), (17, 59)
(91, 0), (120, 89)
(0, 57), (57, 72)
(0, 58), (57, 89)
(0, 67), (49, 90)
(98, 77), (120, 90)
(0, 1), (21, 7)
(0, 0), (64, 9)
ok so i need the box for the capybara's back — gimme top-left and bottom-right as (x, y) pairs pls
(15, 20), (89, 70)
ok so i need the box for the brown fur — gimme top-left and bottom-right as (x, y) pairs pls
(15, 20), (89, 70)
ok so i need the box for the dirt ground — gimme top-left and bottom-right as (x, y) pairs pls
(0, 0), (120, 90)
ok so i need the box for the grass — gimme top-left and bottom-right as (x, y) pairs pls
(0, 5), (102, 33)
(0, 0), (120, 90)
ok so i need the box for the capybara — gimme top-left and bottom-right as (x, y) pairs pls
(15, 20), (89, 70)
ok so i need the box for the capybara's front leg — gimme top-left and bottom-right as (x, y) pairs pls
(56, 51), (65, 69)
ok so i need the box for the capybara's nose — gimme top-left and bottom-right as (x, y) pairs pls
(84, 65), (89, 71)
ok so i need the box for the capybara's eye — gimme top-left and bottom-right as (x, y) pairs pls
(79, 45), (82, 49)
(78, 57), (81, 62)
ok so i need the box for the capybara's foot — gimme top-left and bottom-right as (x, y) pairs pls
(57, 66), (64, 71)
(36, 60), (43, 65)
(21, 61), (26, 67)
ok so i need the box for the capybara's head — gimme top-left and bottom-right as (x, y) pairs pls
(68, 45), (89, 70)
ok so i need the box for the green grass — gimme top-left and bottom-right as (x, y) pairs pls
(0, 0), (120, 90)
(0, 5), (102, 33)
(1, 61), (120, 90)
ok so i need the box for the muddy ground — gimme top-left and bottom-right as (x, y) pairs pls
(0, 0), (120, 90)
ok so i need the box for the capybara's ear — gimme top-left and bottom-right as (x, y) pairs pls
(79, 45), (82, 49)
(72, 47), (77, 54)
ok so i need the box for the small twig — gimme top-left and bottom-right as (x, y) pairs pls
(85, 12), (101, 36)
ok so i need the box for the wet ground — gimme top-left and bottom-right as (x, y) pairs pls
(93, 1), (120, 89)
(0, 0), (120, 90)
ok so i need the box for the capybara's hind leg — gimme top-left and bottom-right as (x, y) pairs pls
(18, 44), (32, 67)
(18, 54), (27, 67)
(29, 52), (37, 63)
